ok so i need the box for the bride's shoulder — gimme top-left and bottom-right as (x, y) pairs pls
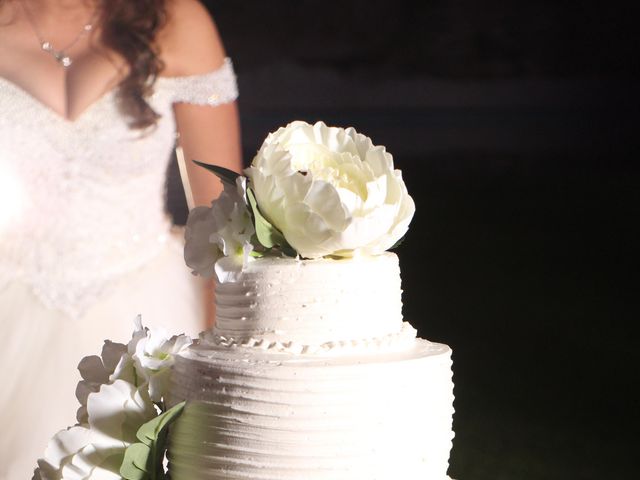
(158, 0), (227, 77)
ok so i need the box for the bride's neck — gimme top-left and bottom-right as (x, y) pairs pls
(21, 0), (98, 15)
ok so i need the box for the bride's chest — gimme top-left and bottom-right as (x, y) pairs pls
(0, 80), (178, 317)
(0, 79), (178, 183)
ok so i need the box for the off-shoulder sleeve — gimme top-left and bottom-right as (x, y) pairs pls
(156, 57), (238, 106)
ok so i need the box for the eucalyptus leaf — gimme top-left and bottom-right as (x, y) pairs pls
(193, 161), (240, 186)
(120, 401), (186, 480)
(246, 187), (289, 250)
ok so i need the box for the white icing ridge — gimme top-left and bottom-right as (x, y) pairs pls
(201, 321), (418, 355)
(168, 339), (455, 480)
(212, 253), (404, 346)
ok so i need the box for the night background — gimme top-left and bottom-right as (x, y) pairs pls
(167, 1), (638, 478)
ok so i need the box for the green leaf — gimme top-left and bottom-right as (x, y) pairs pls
(390, 235), (406, 250)
(120, 401), (186, 480)
(120, 444), (150, 480)
(280, 244), (298, 258)
(193, 161), (240, 186)
(246, 187), (290, 250)
(136, 401), (185, 446)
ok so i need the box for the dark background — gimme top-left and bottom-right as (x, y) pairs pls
(167, 1), (639, 478)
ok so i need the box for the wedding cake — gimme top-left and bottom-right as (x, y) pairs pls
(33, 121), (455, 480)
(168, 121), (455, 479)
(167, 254), (454, 480)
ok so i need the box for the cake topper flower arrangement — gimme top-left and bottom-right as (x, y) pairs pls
(185, 120), (415, 282)
(33, 318), (192, 480)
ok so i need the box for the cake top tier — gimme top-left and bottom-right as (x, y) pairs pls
(209, 252), (406, 350)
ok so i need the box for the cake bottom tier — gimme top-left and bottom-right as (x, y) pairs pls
(168, 339), (455, 480)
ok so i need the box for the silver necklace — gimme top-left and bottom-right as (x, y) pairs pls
(21, 1), (97, 68)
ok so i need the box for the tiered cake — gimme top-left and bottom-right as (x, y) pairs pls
(167, 253), (454, 480)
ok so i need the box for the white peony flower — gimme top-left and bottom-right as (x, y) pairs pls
(245, 120), (415, 258)
(128, 316), (192, 402)
(35, 380), (156, 480)
(184, 176), (255, 282)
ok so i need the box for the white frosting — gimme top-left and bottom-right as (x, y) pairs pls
(212, 253), (403, 346)
(168, 252), (455, 479)
(202, 321), (417, 355)
(168, 339), (455, 480)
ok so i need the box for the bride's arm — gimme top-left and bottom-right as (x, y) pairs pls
(160, 0), (243, 206)
(158, 0), (242, 327)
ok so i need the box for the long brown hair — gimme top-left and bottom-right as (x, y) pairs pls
(1, 0), (167, 129)
(100, 0), (167, 129)
(101, 0), (167, 128)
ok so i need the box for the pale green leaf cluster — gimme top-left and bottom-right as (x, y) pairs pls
(120, 401), (186, 480)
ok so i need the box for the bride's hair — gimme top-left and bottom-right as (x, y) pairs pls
(101, 0), (167, 129)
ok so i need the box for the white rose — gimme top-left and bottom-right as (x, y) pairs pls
(245, 121), (415, 258)
(35, 380), (155, 480)
(184, 176), (255, 281)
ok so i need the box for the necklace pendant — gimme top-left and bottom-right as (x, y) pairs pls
(47, 48), (72, 68)
(52, 51), (72, 68)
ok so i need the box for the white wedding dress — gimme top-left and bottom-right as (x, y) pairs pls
(0, 58), (238, 479)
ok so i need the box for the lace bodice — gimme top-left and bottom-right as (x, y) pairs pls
(0, 58), (238, 318)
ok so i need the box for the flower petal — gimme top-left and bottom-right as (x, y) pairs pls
(302, 180), (350, 231)
(87, 380), (154, 444)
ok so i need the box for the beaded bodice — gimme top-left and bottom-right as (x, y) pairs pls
(0, 58), (238, 318)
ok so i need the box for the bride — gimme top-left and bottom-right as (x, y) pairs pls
(0, 0), (241, 477)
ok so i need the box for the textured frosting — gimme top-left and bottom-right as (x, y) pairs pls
(202, 321), (418, 355)
(168, 252), (455, 479)
(168, 340), (455, 480)
(212, 253), (403, 346)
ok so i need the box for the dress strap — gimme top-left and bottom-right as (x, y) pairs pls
(156, 57), (238, 106)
